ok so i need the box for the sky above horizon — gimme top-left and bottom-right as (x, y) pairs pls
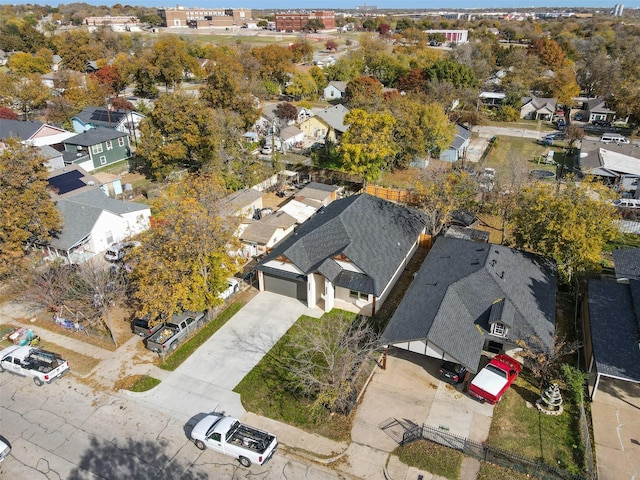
(2, 0), (638, 10)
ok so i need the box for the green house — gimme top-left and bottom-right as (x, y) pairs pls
(62, 127), (131, 172)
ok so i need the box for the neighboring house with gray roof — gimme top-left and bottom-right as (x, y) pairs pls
(612, 248), (640, 282)
(72, 106), (145, 140)
(293, 182), (340, 208)
(221, 188), (263, 219)
(62, 127), (131, 172)
(323, 80), (347, 100)
(583, 97), (617, 124)
(38, 145), (65, 171)
(45, 166), (150, 264)
(0, 119), (75, 147)
(584, 278), (640, 399)
(300, 104), (350, 143)
(439, 124), (471, 162)
(520, 95), (557, 120)
(255, 193), (427, 315)
(382, 236), (557, 373)
(239, 210), (297, 256)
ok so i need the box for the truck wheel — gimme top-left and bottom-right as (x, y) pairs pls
(194, 440), (206, 450)
(34, 377), (44, 386)
(238, 456), (251, 468)
(170, 342), (178, 351)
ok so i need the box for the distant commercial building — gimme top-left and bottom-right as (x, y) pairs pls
(423, 29), (469, 44)
(275, 11), (335, 32)
(84, 16), (139, 26)
(157, 7), (252, 28)
(612, 3), (624, 16)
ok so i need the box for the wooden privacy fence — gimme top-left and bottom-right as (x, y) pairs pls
(364, 185), (423, 205)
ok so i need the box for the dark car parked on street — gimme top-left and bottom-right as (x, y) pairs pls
(438, 361), (468, 384)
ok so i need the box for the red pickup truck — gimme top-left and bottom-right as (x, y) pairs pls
(468, 354), (521, 404)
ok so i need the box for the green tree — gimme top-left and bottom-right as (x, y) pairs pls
(53, 30), (104, 72)
(199, 53), (259, 129)
(414, 165), (477, 235)
(511, 179), (619, 284)
(150, 36), (200, 90)
(389, 98), (456, 169)
(285, 71), (317, 100)
(424, 58), (479, 89)
(129, 175), (240, 319)
(0, 139), (62, 277)
(303, 18), (325, 32)
(137, 92), (223, 179)
(340, 108), (397, 184)
(345, 76), (384, 110)
(7, 51), (49, 74)
(290, 41), (313, 63)
(251, 44), (295, 88)
(4, 73), (51, 120)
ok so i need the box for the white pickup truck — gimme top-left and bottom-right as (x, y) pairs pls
(0, 345), (70, 386)
(190, 414), (278, 467)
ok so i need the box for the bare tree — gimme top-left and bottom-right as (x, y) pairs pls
(516, 334), (580, 389)
(284, 313), (379, 415)
(74, 259), (129, 346)
(21, 259), (129, 345)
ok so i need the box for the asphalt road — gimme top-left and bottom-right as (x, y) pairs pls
(0, 373), (341, 479)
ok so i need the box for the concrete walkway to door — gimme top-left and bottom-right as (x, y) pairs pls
(126, 292), (323, 420)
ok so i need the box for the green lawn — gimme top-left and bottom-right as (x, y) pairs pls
(477, 462), (531, 480)
(483, 136), (582, 185)
(487, 371), (583, 475)
(128, 375), (161, 392)
(393, 440), (463, 480)
(233, 310), (360, 443)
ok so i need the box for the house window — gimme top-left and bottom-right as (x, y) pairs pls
(118, 137), (125, 147)
(99, 155), (107, 165)
(349, 290), (368, 301)
(491, 322), (507, 337)
(106, 140), (113, 150)
(92, 144), (103, 154)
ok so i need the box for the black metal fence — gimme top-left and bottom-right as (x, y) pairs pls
(402, 424), (595, 480)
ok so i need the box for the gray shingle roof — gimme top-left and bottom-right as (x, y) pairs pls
(450, 124), (471, 150)
(382, 236), (557, 373)
(0, 119), (44, 140)
(74, 107), (130, 128)
(587, 279), (640, 382)
(49, 188), (148, 251)
(240, 222), (280, 245)
(613, 247), (640, 281)
(64, 127), (127, 146)
(257, 193), (427, 296)
(315, 104), (350, 133)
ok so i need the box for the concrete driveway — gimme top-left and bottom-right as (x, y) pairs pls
(348, 349), (494, 479)
(591, 377), (640, 480)
(130, 292), (322, 420)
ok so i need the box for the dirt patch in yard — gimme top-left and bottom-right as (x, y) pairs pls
(25, 305), (136, 351)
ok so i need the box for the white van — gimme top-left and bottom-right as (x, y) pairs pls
(601, 133), (629, 144)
